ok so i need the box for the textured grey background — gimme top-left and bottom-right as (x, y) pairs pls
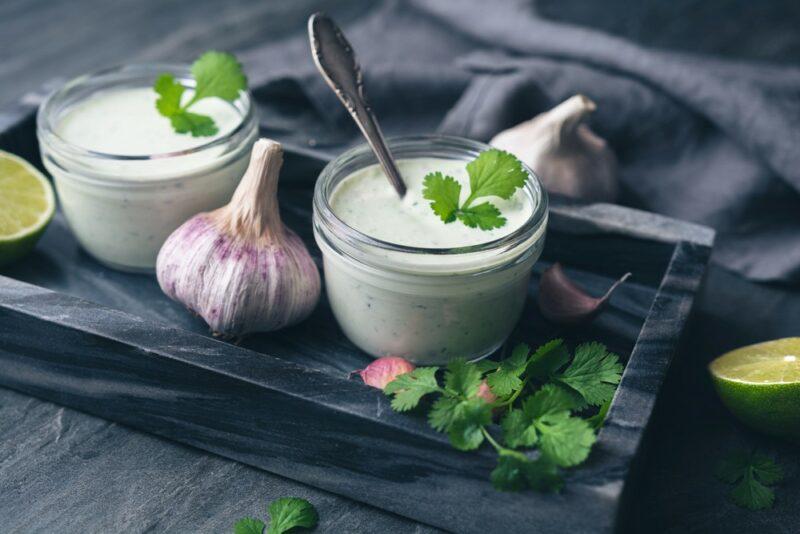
(1, 0), (799, 532)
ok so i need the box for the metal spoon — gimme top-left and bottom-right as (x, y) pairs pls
(308, 12), (407, 197)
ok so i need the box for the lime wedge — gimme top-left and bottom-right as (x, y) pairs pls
(709, 338), (800, 440)
(0, 150), (55, 267)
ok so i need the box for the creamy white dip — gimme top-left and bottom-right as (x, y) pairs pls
(40, 82), (256, 272)
(330, 158), (532, 248)
(317, 153), (544, 364)
(57, 87), (240, 157)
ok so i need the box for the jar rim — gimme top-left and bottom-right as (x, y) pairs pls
(313, 135), (548, 260)
(36, 63), (255, 167)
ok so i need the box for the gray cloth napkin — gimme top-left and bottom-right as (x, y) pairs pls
(239, 0), (800, 284)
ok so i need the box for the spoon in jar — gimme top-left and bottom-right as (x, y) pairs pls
(308, 12), (407, 197)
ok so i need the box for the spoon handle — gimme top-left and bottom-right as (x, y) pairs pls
(308, 13), (407, 197)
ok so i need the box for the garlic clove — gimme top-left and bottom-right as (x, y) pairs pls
(490, 95), (618, 202)
(475, 379), (498, 403)
(538, 263), (631, 325)
(156, 139), (321, 338)
(355, 356), (416, 390)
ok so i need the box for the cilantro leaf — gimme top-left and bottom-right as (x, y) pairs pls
(428, 396), (463, 432)
(466, 149), (528, 200)
(524, 457), (564, 492)
(444, 359), (483, 398)
(750, 452), (785, 485)
(474, 359), (501, 373)
(422, 172), (461, 223)
(502, 385), (581, 450)
(154, 74), (184, 116)
(384, 367), (440, 411)
(267, 497), (318, 534)
(447, 398), (492, 451)
(456, 202), (506, 230)
(715, 449), (752, 484)
(170, 111), (218, 137)
(501, 408), (537, 448)
(526, 339), (569, 380)
(715, 449), (783, 510)
(490, 450), (531, 492)
(730, 472), (775, 510)
(234, 517), (266, 534)
(534, 412), (596, 467)
(154, 50), (247, 137)
(192, 51), (248, 103)
(491, 450), (563, 493)
(486, 343), (530, 397)
(554, 342), (622, 406)
(523, 384), (580, 417)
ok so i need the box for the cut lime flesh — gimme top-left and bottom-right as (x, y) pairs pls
(709, 338), (800, 440)
(0, 150), (55, 266)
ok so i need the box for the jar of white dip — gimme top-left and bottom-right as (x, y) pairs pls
(313, 136), (547, 365)
(37, 64), (258, 272)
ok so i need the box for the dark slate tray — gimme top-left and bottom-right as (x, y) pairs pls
(0, 97), (713, 534)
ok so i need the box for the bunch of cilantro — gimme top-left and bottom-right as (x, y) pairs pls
(384, 340), (623, 491)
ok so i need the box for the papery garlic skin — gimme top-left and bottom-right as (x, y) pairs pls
(475, 380), (498, 403)
(156, 139), (321, 337)
(491, 95), (618, 203)
(538, 262), (630, 326)
(356, 356), (416, 390)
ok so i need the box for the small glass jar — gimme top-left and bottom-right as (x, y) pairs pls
(313, 136), (548, 364)
(37, 64), (258, 272)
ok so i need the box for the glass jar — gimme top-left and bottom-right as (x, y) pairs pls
(36, 64), (258, 272)
(313, 136), (548, 365)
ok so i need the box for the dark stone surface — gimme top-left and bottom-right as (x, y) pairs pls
(0, 1), (798, 533)
(0, 386), (439, 534)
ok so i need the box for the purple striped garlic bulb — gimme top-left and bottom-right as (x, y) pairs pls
(156, 138), (321, 338)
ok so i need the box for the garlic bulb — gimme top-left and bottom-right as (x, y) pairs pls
(156, 139), (321, 338)
(490, 95), (618, 202)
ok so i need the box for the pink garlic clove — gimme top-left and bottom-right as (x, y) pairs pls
(475, 380), (498, 403)
(538, 263), (631, 325)
(490, 95), (618, 203)
(356, 356), (416, 390)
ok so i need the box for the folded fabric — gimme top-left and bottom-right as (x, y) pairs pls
(238, 0), (800, 284)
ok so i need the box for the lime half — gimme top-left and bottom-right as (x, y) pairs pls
(709, 338), (800, 440)
(0, 150), (55, 267)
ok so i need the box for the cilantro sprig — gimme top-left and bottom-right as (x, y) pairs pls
(234, 497), (318, 534)
(155, 51), (248, 137)
(715, 449), (784, 510)
(422, 149), (528, 231)
(383, 340), (623, 492)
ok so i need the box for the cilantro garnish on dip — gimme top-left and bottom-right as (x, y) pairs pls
(155, 51), (248, 137)
(423, 149), (529, 230)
